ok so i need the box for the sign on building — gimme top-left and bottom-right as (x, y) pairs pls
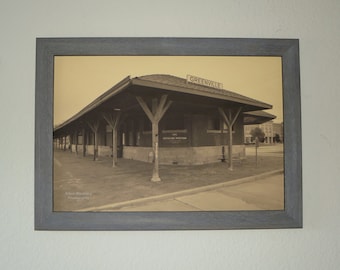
(186, 75), (223, 89)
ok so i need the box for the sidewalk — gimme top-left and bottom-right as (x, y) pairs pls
(54, 146), (284, 212)
(82, 171), (284, 211)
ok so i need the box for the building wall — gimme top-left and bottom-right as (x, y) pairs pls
(123, 112), (245, 148)
(70, 112), (246, 163)
(273, 122), (284, 142)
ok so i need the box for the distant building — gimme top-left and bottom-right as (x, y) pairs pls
(244, 121), (283, 144)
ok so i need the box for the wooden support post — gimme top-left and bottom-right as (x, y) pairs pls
(82, 128), (86, 157)
(74, 130), (78, 156)
(228, 109), (233, 171)
(112, 128), (117, 163)
(218, 107), (242, 171)
(102, 111), (121, 167)
(94, 131), (98, 160)
(63, 136), (67, 151)
(151, 121), (160, 181)
(67, 134), (72, 152)
(136, 95), (172, 182)
(88, 121), (100, 161)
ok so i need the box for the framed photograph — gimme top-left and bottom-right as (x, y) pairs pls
(35, 37), (302, 230)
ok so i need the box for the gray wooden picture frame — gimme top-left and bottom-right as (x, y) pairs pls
(35, 37), (302, 230)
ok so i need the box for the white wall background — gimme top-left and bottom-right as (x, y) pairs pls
(1, 0), (339, 269)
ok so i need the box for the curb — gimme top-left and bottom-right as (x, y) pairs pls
(78, 169), (283, 212)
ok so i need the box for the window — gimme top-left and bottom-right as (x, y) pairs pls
(207, 117), (220, 130)
(207, 117), (234, 133)
(162, 117), (186, 132)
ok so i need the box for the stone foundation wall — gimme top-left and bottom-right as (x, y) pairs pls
(98, 146), (112, 157)
(69, 144), (111, 157)
(71, 144), (77, 153)
(86, 145), (94, 155)
(68, 144), (245, 165)
(123, 145), (245, 165)
(123, 147), (153, 163)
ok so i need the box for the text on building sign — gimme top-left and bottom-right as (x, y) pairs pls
(186, 75), (223, 89)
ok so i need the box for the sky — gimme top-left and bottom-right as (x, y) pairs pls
(54, 56), (283, 126)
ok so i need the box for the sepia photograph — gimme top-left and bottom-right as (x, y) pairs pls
(53, 55), (284, 212)
(35, 37), (301, 230)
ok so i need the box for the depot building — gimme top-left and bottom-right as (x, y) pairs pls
(54, 74), (275, 181)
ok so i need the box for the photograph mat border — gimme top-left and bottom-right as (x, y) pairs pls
(35, 37), (302, 230)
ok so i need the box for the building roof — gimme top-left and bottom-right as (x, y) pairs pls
(244, 110), (276, 118)
(243, 110), (276, 125)
(54, 74), (274, 132)
(132, 74), (272, 109)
